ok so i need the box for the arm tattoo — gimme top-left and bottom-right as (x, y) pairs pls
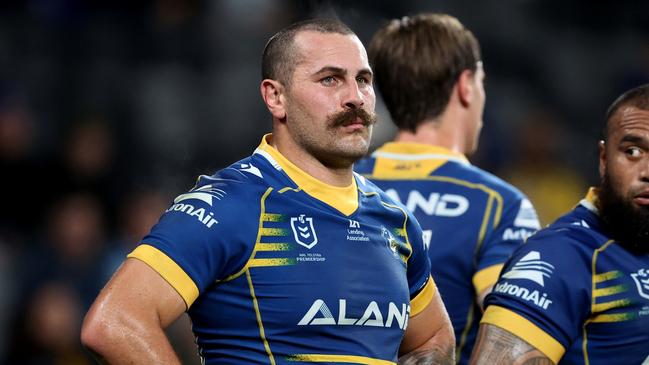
(398, 347), (454, 365)
(469, 324), (554, 365)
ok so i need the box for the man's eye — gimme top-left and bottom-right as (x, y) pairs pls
(626, 147), (642, 157)
(357, 76), (369, 85)
(321, 76), (336, 85)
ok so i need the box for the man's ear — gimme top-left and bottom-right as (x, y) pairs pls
(598, 140), (606, 178)
(260, 79), (287, 120)
(457, 69), (475, 108)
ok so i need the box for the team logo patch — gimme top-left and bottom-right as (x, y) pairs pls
(501, 251), (554, 287)
(291, 214), (318, 249)
(631, 268), (649, 300)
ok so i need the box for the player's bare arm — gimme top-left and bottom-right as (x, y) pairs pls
(81, 258), (186, 364)
(469, 324), (553, 365)
(399, 290), (455, 365)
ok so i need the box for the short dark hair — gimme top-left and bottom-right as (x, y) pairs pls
(604, 84), (649, 139)
(369, 13), (481, 132)
(261, 18), (355, 88)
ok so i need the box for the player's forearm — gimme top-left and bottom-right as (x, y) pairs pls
(469, 324), (553, 365)
(398, 331), (455, 365)
(81, 312), (181, 364)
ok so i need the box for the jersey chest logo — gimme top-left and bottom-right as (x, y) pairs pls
(291, 214), (318, 249)
(631, 268), (649, 300)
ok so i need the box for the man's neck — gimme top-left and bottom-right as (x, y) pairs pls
(394, 117), (468, 154)
(270, 134), (354, 187)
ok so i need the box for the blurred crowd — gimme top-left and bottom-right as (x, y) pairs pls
(0, 0), (648, 364)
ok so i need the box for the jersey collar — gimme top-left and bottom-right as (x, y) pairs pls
(579, 187), (599, 214)
(255, 134), (359, 216)
(371, 142), (470, 165)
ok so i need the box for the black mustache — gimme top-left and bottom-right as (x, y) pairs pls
(330, 108), (377, 127)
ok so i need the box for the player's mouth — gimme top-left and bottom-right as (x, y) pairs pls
(341, 117), (367, 132)
(633, 190), (649, 206)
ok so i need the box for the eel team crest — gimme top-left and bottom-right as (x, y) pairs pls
(291, 214), (318, 249)
(631, 268), (649, 300)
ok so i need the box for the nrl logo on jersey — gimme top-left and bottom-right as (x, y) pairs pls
(631, 268), (649, 300)
(291, 214), (318, 249)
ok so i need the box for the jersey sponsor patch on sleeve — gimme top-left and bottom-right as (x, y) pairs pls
(513, 199), (541, 229)
(495, 251), (555, 310)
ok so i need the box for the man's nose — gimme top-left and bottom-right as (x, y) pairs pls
(342, 81), (364, 109)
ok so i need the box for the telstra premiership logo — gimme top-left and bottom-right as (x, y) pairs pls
(291, 214), (318, 249)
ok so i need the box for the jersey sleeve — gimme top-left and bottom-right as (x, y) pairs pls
(481, 230), (592, 363)
(127, 176), (260, 308)
(473, 195), (540, 295)
(403, 209), (435, 317)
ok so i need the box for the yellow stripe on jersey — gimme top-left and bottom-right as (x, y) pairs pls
(590, 312), (637, 323)
(286, 354), (396, 364)
(256, 243), (293, 251)
(481, 305), (565, 364)
(246, 270), (277, 364)
(128, 244), (200, 308)
(260, 227), (289, 236)
(593, 270), (622, 283)
(249, 258), (296, 267)
(473, 264), (504, 295)
(262, 213), (285, 222)
(592, 299), (632, 313)
(410, 276), (436, 317)
(593, 284), (628, 298)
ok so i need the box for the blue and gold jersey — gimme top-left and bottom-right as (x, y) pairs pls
(483, 189), (649, 364)
(128, 135), (434, 364)
(354, 142), (539, 364)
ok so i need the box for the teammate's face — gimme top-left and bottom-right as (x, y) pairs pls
(598, 106), (649, 249)
(466, 62), (485, 155)
(283, 31), (377, 168)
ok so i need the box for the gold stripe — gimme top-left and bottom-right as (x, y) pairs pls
(250, 258), (296, 267)
(474, 194), (494, 261)
(593, 284), (628, 298)
(246, 270), (276, 364)
(127, 244), (199, 308)
(222, 188), (274, 282)
(286, 354), (395, 364)
(260, 227), (289, 236)
(482, 305), (564, 364)
(594, 270), (622, 283)
(262, 213), (285, 222)
(592, 299), (631, 313)
(584, 239), (617, 364)
(410, 276), (436, 317)
(394, 228), (406, 237)
(472, 264), (504, 295)
(590, 312), (636, 323)
(256, 243), (293, 251)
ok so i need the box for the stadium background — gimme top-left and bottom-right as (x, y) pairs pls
(0, 0), (648, 363)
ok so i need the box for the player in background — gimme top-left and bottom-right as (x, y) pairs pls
(355, 13), (540, 364)
(470, 84), (649, 364)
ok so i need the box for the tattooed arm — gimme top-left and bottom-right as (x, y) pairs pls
(469, 324), (554, 365)
(398, 291), (455, 365)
